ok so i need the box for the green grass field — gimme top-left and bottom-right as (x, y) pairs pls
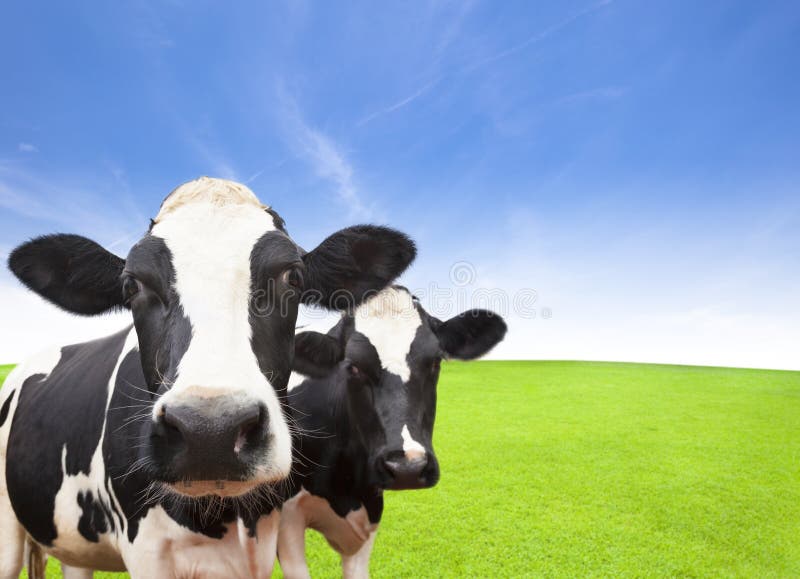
(3, 360), (799, 578)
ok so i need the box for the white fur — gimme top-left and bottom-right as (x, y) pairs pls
(0, 346), (64, 579)
(287, 371), (308, 393)
(155, 176), (267, 222)
(150, 180), (292, 484)
(353, 288), (421, 382)
(278, 489), (378, 579)
(122, 505), (280, 578)
(61, 565), (93, 579)
(341, 530), (377, 579)
(401, 424), (426, 461)
(49, 329), (138, 570)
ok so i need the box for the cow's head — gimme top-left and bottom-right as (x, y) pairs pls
(8, 177), (416, 498)
(293, 286), (506, 490)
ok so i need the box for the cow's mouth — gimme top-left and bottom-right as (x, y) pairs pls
(168, 479), (263, 498)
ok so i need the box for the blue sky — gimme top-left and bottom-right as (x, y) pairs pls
(1, 1), (798, 368)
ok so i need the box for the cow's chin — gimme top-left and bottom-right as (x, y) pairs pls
(167, 479), (264, 498)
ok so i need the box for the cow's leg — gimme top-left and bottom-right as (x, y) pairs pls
(277, 494), (311, 579)
(25, 539), (46, 579)
(341, 528), (377, 579)
(61, 564), (94, 579)
(0, 492), (24, 579)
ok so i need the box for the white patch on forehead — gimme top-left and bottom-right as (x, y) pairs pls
(150, 178), (291, 478)
(353, 287), (421, 382)
(287, 371), (307, 392)
(155, 176), (267, 222)
(401, 424), (426, 460)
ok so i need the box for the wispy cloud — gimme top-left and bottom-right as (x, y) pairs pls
(357, 0), (613, 128)
(18, 143), (38, 153)
(465, 0), (613, 72)
(358, 77), (441, 127)
(0, 164), (142, 248)
(430, 0), (479, 62)
(558, 86), (629, 104)
(356, 0), (478, 127)
(276, 85), (375, 220)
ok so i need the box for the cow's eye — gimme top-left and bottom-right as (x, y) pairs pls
(122, 276), (142, 304)
(347, 362), (367, 384)
(281, 267), (303, 289)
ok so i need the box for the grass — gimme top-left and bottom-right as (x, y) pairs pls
(3, 360), (799, 578)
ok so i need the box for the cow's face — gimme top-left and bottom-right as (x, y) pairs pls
(294, 286), (507, 491)
(8, 177), (416, 499)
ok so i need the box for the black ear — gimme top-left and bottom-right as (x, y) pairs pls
(293, 331), (344, 378)
(434, 310), (507, 360)
(8, 234), (126, 316)
(301, 225), (416, 310)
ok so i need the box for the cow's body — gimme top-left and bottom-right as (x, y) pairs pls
(0, 328), (281, 578)
(0, 177), (415, 579)
(278, 287), (507, 579)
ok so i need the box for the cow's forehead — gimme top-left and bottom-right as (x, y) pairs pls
(154, 176), (267, 223)
(146, 176), (283, 277)
(353, 287), (423, 382)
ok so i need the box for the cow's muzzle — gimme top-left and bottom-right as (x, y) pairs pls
(149, 395), (270, 488)
(381, 451), (440, 490)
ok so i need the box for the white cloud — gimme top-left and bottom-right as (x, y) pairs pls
(464, 0), (613, 72)
(485, 301), (800, 371)
(559, 86), (629, 103)
(396, 196), (800, 371)
(0, 282), (129, 365)
(357, 77), (441, 127)
(18, 143), (38, 153)
(0, 165), (142, 244)
(276, 86), (375, 220)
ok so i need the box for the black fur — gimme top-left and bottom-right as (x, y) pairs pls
(77, 490), (112, 542)
(293, 331), (343, 378)
(302, 226), (416, 310)
(432, 309), (508, 360)
(0, 389), (14, 428)
(8, 234), (126, 315)
(287, 292), (507, 540)
(6, 329), (128, 546)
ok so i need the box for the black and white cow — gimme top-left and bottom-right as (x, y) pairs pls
(278, 286), (507, 578)
(0, 177), (416, 579)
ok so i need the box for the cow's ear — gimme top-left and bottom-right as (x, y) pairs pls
(293, 331), (344, 378)
(8, 234), (126, 316)
(433, 310), (507, 360)
(301, 225), (416, 310)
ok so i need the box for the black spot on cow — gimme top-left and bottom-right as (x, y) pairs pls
(6, 328), (128, 546)
(0, 389), (15, 428)
(77, 490), (111, 542)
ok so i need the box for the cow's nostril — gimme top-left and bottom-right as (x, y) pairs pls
(382, 453), (430, 490)
(234, 414), (261, 454)
(383, 455), (427, 476)
(155, 405), (185, 443)
(161, 406), (191, 437)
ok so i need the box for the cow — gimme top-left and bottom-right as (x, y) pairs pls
(0, 177), (416, 579)
(278, 286), (507, 578)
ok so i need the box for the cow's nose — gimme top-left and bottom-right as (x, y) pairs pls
(382, 451), (430, 490)
(154, 398), (268, 480)
(162, 403), (262, 449)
